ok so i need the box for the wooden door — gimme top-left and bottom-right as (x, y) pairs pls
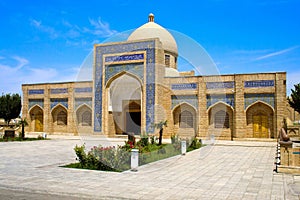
(35, 113), (43, 132)
(253, 115), (268, 138)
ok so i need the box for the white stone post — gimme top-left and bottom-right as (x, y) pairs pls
(181, 140), (186, 155)
(210, 134), (215, 144)
(131, 149), (139, 171)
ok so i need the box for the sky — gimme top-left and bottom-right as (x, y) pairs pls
(0, 0), (299, 95)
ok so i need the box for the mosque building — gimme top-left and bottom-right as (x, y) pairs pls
(22, 14), (287, 140)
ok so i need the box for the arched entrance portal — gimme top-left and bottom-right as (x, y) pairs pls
(208, 102), (233, 139)
(173, 103), (197, 139)
(29, 106), (44, 132)
(51, 105), (68, 133)
(246, 102), (274, 138)
(107, 73), (142, 135)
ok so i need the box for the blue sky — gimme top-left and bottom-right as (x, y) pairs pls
(0, 0), (299, 95)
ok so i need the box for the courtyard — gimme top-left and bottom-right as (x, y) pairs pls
(0, 136), (299, 199)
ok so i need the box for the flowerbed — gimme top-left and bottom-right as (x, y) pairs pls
(64, 136), (202, 172)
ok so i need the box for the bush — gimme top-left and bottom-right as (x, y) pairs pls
(187, 137), (202, 152)
(71, 136), (203, 172)
(74, 145), (130, 172)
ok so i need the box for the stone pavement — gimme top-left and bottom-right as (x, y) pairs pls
(0, 137), (299, 199)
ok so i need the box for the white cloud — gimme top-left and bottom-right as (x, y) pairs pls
(255, 46), (299, 61)
(0, 56), (78, 95)
(85, 17), (118, 37)
(29, 17), (118, 48)
(30, 19), (58, 39)
(12, 56), (29, 70)
(30, 19), (41, 27)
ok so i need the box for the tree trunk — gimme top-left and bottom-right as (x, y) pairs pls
(22, 123), (25, 139)
(159, 128), (163, 145)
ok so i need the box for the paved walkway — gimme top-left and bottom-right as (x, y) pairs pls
(0, 137), (299, 199)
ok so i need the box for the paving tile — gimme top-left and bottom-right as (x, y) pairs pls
(0, 138), (298, 199)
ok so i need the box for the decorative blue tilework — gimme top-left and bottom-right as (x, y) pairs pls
(75, 98), (92, 110)
(50, 98), (68, 109)
(206, 94), (234, 108)
(28, 89), (44, 95)
(105, 53), (144, 62)
(74, 87), (92, 93)
(105, 63), (144, 84)
(29, 99), (44, 109)
(244, 80), (274, 88)
(51, 88), (68, 94)
(244, 93), (275, 109)
(171, 83), (197, 90)
(206, 81), (234, 89)
(171, 95), (198, 110)
(94, 40), (156, 133)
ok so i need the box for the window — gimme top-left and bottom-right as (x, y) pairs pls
(57, 111), (67, 125)
(81, 111), (92, 126)
(214, 110), (229, 128)
(179, 111), (193, 128)
(165, 54), (170, 67)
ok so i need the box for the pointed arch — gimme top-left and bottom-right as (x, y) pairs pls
(172, 102), (197, 113)
(105, 71), (143, 89)
(172, 102), (197, 138)
(51, 105), (68, 126)
(208, 102), (233, 139)
(105, 72), (143, 136)
(245, 100), (275, 113)
(207, 101), (234, 113)
(246, 101), (274, 138)
(51, 103), (68, 112)
(76, 104), (92, 127)
(29, 105), (44, 132)
(28, 104), (44, 114)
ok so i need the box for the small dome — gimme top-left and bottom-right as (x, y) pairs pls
(165, 67), (180, 77)
(128, 14), (178, 55)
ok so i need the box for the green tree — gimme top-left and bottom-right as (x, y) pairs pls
(0, 93), (22, 125)
(154, 120), (167, 145)
(288, 83), (300, 115)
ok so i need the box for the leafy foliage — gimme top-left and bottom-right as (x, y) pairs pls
(71, 135), (203, 172)
(0, 93), (22, 125)
(288, 83), (300, 115)
(74, 145), (130, 171)
(18, 118), (28, 139)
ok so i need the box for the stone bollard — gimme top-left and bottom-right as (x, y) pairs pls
(131, 149), (139, 172)
(210, 134), (215, 144)
(181, 140), (186, 155)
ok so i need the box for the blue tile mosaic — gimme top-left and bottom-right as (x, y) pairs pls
(206, 94), (234, 108)
(75, 98), (92, 110)
(244, 93), (274, 109)
(171, 83), (197, 90)
(206, 81), (234, 89)
(74, 87), (92, 93)
(28, 89), (44, 95)
(29, 99), (44, 109)
(105, 63), (144, 84)
(244, 80), (274, 88)
(50, 98), (68, 109)
(94, 40), (156, 133)
(171, 95), (198, 110)
(51, 88), (68, 94)
(105, 53), (144, 62)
